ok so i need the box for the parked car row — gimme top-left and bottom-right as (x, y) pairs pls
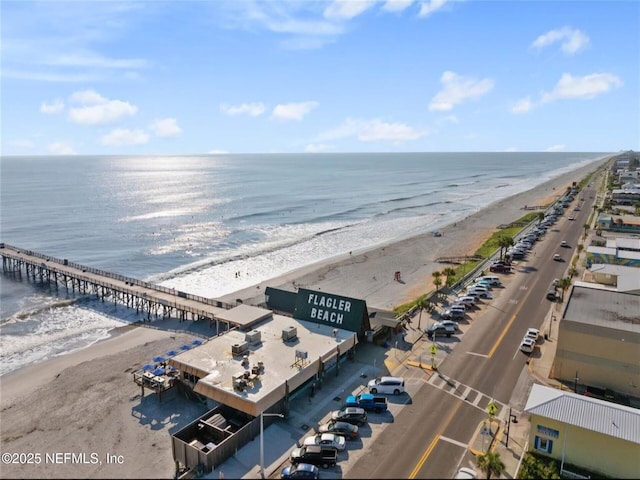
(283, 377), (403, 478)
(519, 328), (540, 354)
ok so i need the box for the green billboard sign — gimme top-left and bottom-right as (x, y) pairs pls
(294, 288), (366, 332)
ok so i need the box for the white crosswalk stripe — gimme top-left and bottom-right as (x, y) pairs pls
(425, 372), (505, 414)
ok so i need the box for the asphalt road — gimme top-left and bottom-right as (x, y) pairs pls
(345, 181), (601, 479)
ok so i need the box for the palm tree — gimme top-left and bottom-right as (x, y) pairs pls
(557, 277), (572, 301)
(537, 211), (545, 224)
(498, 235), (514, 261)
(442, 267), (456, 287)
(432, 271), (443, 297)
(476, 451), (505, 480)
(415, 296), (430, 329)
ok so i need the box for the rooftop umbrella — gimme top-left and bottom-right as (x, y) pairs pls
(152, 367), (165, 376)
(153, 355), (166, 363)
(179, 344), (191, 351)
(166, 350), (179, 357)
(191, 339), (202, 346)
(142, 364), (155, 371)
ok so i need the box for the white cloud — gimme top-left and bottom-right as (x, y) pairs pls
(305, 143), (333, 153)
(418, 0), (449, 18)
(149, 118), (182, 137)
(541, 73), (622, 103)
(382, 0), (415, 13)
(532, 26), (590, 55)
(271, 101), (319, 121)
(2, 69), (98, 83)
(70, 89), (108, 105)
(504, 147), (518, 152)
(220, 102), (266, 117)
(324, 0), (377, 20)
(101, 128), (149, 146)
(40, 99), (65, 114)
(68, 89), (137, 125)
(510, 97), (534, 114)
(48, 141), (75, 154)
(317, 117), (427, 143)
(207, 149), (229, 155)
(428, 71), (494, 112)
(42, 53), (151, 69)
(545, 144), (566, 152)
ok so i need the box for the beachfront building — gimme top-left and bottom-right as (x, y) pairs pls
(582, 264), (640, 294)
(552, 285), (640, 399)
(610, 186), (640, 207)
(168, 289), (373, 475)
(524, 384), (640, 479)
(586, 233), (640, 267)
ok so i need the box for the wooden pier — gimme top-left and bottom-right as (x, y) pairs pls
(0, 243), (239, 329)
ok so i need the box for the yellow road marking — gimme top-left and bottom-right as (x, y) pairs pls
(409, 400), (462, 478)
(487, 313), (517, 358)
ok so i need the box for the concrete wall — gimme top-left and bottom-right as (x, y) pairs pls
(554, 319), (640, 396)
(529, 415), (640, 478)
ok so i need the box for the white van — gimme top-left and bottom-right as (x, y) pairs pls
(367, 376), (405, 395)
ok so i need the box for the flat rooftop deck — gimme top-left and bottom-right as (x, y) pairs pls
(168, 313), (357, 416)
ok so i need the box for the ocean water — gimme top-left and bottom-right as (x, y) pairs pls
(0, 152), (608, 375)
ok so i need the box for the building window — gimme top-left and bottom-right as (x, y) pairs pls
(534, 436), (553, 454)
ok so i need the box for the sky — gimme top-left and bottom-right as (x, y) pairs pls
(1, 0), (638, 156)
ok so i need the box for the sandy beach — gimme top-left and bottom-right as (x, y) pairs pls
(0, 158), (607, 479)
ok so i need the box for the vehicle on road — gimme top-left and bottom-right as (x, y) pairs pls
(553, 253), (562, 261)
(303, 433), (346, 451)
(281, 462), (320, 479)
(546, 289), (557, 301)
(568, 215), (575, 221)
(454, 467), (478, 479)
(344, 393), (388, 413)
(330, 407), (368, 425)
(520, 337), (536, 354)
(289, 445), (338, 469)
(318, 420), (359, 439)
(561, 240), (569, 248)
(367, 376), (405, 395)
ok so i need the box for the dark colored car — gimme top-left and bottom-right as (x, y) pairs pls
(490, 263), (511, 273)
(317, 420), (359, 439)
(281, 463), (320, 479)
(330, 407), (367, 425)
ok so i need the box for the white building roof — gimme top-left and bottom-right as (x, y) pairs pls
(525, 384), (640, 445)
(587, 245), (640, 260)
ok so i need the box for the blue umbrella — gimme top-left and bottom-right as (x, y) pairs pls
(166, 350), (179, 357)
(179, 344), (191, 351)
(142, 364), (155, 371)
(152, 367), (165, 376)
(153, 355), (166, 363)
(191, 339), (202, 346)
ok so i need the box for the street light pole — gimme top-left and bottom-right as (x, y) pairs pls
(260, 412), (284, 479)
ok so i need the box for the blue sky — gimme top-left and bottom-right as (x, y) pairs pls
(2, 0), (638, 155)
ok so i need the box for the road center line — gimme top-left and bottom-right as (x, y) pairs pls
(487, 313), (518, 358)
(409, 400), (462, 479)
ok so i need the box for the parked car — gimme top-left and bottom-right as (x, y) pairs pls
(473, 280), (493, 289)
(367, 376), (405, 395)
(454, 467), (478, 479)
(290, 445), (338, 469)
(525, 328), (540, 341)
(318, 420), (359, 439)
(455, 295), (477, 307)
(441, 308), (465, 320)
(426, 323), (456, 338)
(436, 320), (460, 330)
(281, 463), (320, 479)
(520, 337), (536, 354)
(490, 263), (511, 273)
(303, 433), (346, 451)
(330, 407), (367, 425)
